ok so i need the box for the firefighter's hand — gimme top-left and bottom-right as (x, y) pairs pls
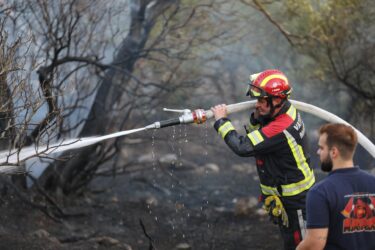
(211, 104), (227, 120)
(250, 111), (260, 126)
(253, 109), (260, 119)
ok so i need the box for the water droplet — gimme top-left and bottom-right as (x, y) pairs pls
(151, 129), (157, 169)
(155, 216), (158, 221)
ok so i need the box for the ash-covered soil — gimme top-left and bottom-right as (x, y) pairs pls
(0, 124), (286, 250)
(0, 162), (283, 250)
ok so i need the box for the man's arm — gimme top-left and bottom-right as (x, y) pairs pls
(211, 104), (282, 156)
(213, 117), (256, 157)
(211, 104), (256, 157)
(211, 104), (253, 156)
(296, 228), (328, 250)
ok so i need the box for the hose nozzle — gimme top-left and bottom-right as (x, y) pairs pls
(145, 123), (160, 130)
(145, 109), (208, 130)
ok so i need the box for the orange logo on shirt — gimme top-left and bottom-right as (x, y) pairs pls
(341, 194), (375, 233)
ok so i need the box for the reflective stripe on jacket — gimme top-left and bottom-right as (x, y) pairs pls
(214, 101), (315, 200)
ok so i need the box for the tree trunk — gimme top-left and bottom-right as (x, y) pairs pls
(39, 0), (176, 195)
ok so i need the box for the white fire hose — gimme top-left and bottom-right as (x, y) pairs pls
(150, 99), (375, 158)
(205, 99), (375, 158)
(0, 99), (374, 174)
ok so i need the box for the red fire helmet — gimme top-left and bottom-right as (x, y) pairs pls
(246, 69), (293, 99)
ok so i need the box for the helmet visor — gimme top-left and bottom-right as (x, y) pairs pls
(246, 84), (267, 98)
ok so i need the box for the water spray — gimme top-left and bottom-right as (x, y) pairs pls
(0, 100), (374, 174)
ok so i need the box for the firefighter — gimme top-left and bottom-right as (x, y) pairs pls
(211, 69), (315, 250)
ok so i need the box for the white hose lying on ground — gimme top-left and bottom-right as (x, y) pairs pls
(0, 99), (373, 174)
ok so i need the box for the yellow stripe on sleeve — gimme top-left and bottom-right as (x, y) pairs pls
(218, 121), (235, 139)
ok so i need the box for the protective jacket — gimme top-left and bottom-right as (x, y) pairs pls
(214, 101), (315, 209)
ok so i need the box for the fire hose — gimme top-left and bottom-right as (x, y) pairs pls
(146, 99), (375, 158)
(0, 99), (374, 175)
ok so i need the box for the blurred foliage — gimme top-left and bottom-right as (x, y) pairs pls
(248, 0), (375, 136)
(133, 0), (251, 117)
(1, 0), (374, 194)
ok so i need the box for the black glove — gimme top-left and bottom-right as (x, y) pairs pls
(250, 112), (260, 126)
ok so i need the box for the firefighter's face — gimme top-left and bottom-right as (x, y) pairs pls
(318, 133), (333, 172)
(255, 97), (270, 115)
(255, 97), (283, 116)
(255, 97), (278, 116)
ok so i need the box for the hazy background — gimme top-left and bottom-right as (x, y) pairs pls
(0, 0), (373, 198)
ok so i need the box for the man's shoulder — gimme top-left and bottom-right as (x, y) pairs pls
(357, 168), (375, 178)
(310, 176), (335, 192)
(261, 114), (294, 138)
(356, 168), (375, 186)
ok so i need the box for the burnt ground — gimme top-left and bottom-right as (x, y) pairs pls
(0, 163), (282, 250)
(0, 123), (334, 250)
